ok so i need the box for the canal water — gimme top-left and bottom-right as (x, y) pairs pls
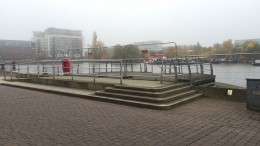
(147, 63), (259, 88)
(213, 63), (260, 88)
(81, 63), (260, 88)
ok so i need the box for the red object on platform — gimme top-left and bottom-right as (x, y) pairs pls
(62, 58), (71, 73)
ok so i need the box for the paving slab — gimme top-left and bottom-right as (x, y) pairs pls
(0, 77), (95, 96)
(0, 85), (259, 146)
(41, 76), (172, 88)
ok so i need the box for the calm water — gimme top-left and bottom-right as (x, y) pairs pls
(147, 63), (259, 88)
(213, 64), (260, 88)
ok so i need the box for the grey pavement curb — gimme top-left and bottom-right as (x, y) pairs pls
(0, 83), (94, 100)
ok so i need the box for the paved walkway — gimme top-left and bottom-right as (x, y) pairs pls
(0, 84), (259, 146)
(0, 77), (95, 96)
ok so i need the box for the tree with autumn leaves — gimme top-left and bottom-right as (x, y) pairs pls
(91, 33), (260, 59)
(91, 32), (109, 59)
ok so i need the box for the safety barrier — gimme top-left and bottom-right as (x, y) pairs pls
(3, 58), (213, 84)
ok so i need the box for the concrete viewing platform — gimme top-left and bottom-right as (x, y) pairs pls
(1, 75), (204, 110)
(1, 72), (244, 109)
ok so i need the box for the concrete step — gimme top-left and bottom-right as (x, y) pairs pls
(132, 75), (176, 82)
(95, 90), (198, 103)
(105, 85), (192, 97)
(113, 83), (186, 92)
(90, 93), (203, 110)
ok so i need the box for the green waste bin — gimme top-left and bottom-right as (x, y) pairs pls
(246, 78), (260, 111)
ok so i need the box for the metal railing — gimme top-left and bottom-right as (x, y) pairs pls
(2, 58), (213, 84)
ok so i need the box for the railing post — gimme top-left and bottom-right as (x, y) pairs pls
(98, 61), (101, 75)
(43, 63), (45, 73)
(140, 62), (142, 72)
(106, 61), (108, 73)
(169, 59), (172, 74)
(3, 64), (6, 80)
(160, 59), (163, 84)
(187, 62), (191, 83)
(124, 59), (127, 76)
(120, 60), (123, 85)
(174, 64), (178, 82)
(57, 61), (60, 76)
(151, 60), (154, 73)
(210, 62), (213, 75)
(144, 60), (147, 73)
(111, 62), (113, 72)
(164, 61), (167, 74)
(11, 69), (13, 81)
(37, 62), (40, 78)
(92, 61), (95, 74)
(131, 59), (133, 72)
(27, 64), (29, 79)
(52, 61), (55, 80)
(77, 61), (79, 74)
(200, 63), (204, 74)
(71, 65), (73, 81)
(18, 64), (20, 79)
(89, 62), (91, 73)
(181, 58), (183, 73)
(93, 61), (95, 82)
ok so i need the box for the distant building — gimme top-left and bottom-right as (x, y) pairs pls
(134, 41), (163, 53)
(234, 38), (260, 48)
(0, 39), (35, 61)
(33, 28), (84, 59)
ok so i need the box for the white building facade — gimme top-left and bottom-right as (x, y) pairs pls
(33, 28), (84, 59)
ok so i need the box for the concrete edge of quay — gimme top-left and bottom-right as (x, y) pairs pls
(0, 76), (247, 104)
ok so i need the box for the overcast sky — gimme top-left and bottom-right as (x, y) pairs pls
(0, 0), (260, 47)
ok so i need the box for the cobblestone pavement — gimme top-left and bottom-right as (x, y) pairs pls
(0, 85), (259, 146)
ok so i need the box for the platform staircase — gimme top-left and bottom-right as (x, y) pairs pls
(92, 83), (203, 110)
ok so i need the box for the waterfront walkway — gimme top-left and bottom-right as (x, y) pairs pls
(0, 79), (259, 145)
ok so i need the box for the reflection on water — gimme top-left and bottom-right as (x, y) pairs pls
(213, 64), (260, 88)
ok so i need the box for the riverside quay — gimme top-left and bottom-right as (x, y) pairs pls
(0, 58), (259, 145)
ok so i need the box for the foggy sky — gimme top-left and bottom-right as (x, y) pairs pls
(0, 0), (260, 47)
